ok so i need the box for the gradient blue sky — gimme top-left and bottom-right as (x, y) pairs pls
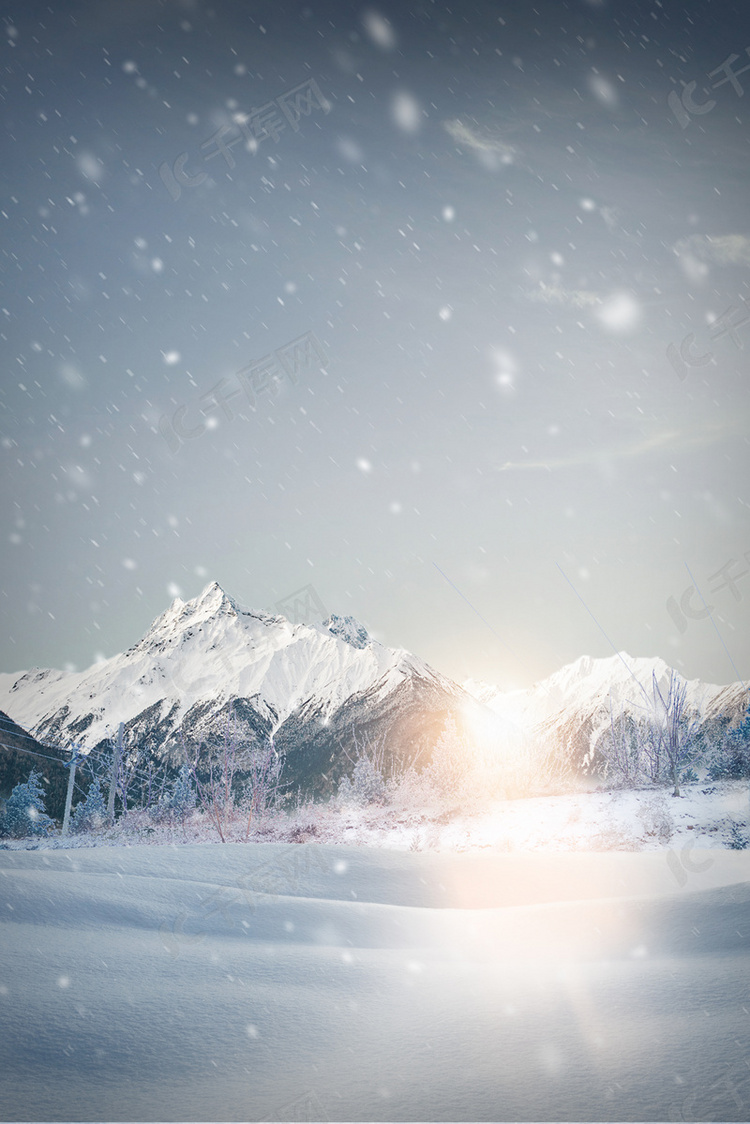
(1, 0), (749, 691)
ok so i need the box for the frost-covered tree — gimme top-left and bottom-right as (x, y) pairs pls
(337, 729), (389, 806)
(709, 699), (750, 780)
(604, 671), (699, 795)
(0, 770), (55, 838)
(337, 772), (354, 804)
(183, 709), (279, 842)
(154, 764), (197, 824)
(351, 751), (387, 804)
(242, 736), (284, 836)
(70, 776), (107, 834)
(591, 697), (649, 788)
(168, 764), (197, 819)
(418, 715), (500, 808)
(423, 715), (473, 802)
(646, 671), (699, 796)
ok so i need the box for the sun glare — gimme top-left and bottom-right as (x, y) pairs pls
(460, 698), (525, 758)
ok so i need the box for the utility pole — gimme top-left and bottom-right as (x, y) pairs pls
(108, 722), (123, 824)
(61, 745), (80, 837)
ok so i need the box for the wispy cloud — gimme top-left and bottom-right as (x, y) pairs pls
(496, 422), (743, 472)
(443, 118), (519, 163)
(524, 283), (601, 309)
(673, 234), (750, 267)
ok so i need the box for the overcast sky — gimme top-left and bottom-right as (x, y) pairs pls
(1, 0), (749, 692)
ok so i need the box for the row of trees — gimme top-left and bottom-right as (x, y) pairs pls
(0, 711), (559, 838)
(334, 714), (569, 816)
(0, 708), (285, 841)
(591, 671), (750, 793)
(0, 763), (198, 840)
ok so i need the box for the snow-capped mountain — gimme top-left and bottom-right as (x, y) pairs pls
(1, 584), (746, 798)
(464, 652), (748, 767)
(0, 582), (470, 797)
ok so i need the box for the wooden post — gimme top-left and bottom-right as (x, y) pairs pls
(61, 747), (79, 837)
(108, 723), (122, 824)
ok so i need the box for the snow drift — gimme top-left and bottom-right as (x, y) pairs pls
(1, 842), (749, 1121)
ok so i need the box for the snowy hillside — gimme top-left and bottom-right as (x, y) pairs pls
(465, 651), (748, 768)
(1, 842), (749, 1121)
(0, 711), (69, 819)
(0, 582), (442, 740)
(465, 651), (744, 726)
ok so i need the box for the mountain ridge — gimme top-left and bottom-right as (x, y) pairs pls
(0, 582), (465, 797)
(0, 583), (746, 796)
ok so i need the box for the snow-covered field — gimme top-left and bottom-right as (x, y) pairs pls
(2, 833), (750, 1121)
(5, 778), (747, 857)
(326, 779), (750, 856)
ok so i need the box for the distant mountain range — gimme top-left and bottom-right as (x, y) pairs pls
(465, 653), (747, 771)
(0, 582), (747, 798)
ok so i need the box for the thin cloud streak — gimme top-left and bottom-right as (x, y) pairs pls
(497, 423), (744, 472)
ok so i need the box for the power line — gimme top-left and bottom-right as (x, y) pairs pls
(0, 741), (91, 799)
(0, 718), (153, 783)
(1, 718), (229, 803)
(432, 560), (555, 701)
(0, 720), (162, 787)
(555, 562), (654, 711)
(0, 740), (69, 766)
(0, 716), (64, 751)
(0, 739), (159, 802)
(0, 721), (96, 799)
(684, 563), (748, 692)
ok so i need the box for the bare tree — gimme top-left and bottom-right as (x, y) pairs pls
(638, 671), (699, 796)
(591, 694), (649, 788)
(658, 672), (699, 796)
(242, 733), (284, 840)
(185, 713), (244, 843)
(182, 707), (282, 842)
(114, 736), (169, 817)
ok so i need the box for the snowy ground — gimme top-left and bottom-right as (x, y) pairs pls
(5, 778), (747, 856)
(2, 836), (750, 1121)
(328, 779), (750, 856)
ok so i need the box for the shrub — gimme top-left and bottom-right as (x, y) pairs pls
(637, 794), (674, 844)
(727, 820), (749, 850)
